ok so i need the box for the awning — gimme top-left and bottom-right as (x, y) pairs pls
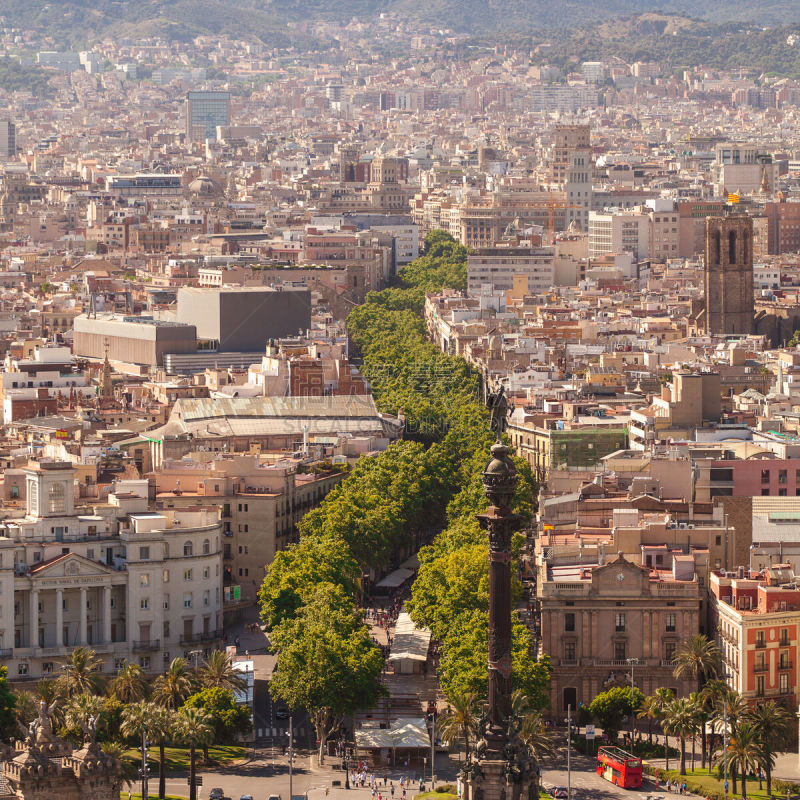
(387, 612), (431, 663)
(355, 718), (430, 750)
(375, 567), (414, 589)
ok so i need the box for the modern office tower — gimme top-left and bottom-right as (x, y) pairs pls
(704, 215), (754, 336)
(185, 90), (231, 142)
(0, 119), (16, 158)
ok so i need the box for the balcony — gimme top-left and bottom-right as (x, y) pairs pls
(132, 639), (160, 652)
(179, 630), (223, 645)
(593, 659), (633, 667)
(754, 663), (768, 673)
(0, 649), (11, 658)
(755, 640), (767, 649)
(779, 661), (793, 670)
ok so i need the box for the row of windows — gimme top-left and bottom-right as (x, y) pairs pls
(564, 612), (677, 633)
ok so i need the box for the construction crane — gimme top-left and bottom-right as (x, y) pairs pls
(547, 190), (583, 246)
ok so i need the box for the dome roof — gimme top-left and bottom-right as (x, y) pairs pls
(188, 175), (218, 194)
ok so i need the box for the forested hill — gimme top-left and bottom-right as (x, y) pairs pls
(5, 0), (800, 44)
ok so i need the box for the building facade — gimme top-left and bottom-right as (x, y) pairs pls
(0, 463), (223, 681)
(186, 91), (231, 142)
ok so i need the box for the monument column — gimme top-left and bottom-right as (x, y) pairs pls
(55, 589), (63, 647)
(463, 436), (538, 800)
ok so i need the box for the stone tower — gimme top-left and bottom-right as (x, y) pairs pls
(704, 215), (754, 336)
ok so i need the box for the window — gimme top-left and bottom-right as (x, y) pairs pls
(757, 675), (765, 697)
(139, 546), (150, 560)
(202, 539), (210, 555)
(762, 469), (770, 484)
(203, 591), (209, 608)
(183, 593), (192, 608)
(184, 569), (193, 582)
(163, 569), (169, 583)
(183, 541), (193, 557)
(86, 549), (94, 560)
(48, 482), (66, 514)
(781, 628), (790, 646)
(18, 663), (28, 676)
(666, 614), (676, 632)
(138, 656), (150, 670)
(780, 651), (791, 669)
(564, 641), (576, 662)
(664, 642), (677, 661)
(140, 598), (149, 610)
(565, 613), (575, 632)
(615, 613), (626, 632)
(715, 536), (722, 546)
(779, 470), (788, 485)
(780, 672), (790, 694)
(756, 631), (766, 647)
(140, 574), (149, 586)
(203, 567), (209, 580)
(614, 641), (626, 661)
(164, 595), (169, 610)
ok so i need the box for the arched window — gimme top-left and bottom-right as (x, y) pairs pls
(183, 540), (193, 557)
(714, 230), (721, 265)
(202, 539), (210, 555)
(743, 231), (749, 263)
(729, 230), (737, 263)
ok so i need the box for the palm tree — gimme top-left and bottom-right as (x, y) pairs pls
(64, 692), (105, 740)
(673, 634), (721, 770)
(747, 700), (793, 797)
(14, 690), (38, 732)
(110, 661), (149, 703)
(437, 689), (480, 761)
(60, 647), (105, 697)
(687, 693), (705, 771)
(662, 698), (698, 775)
(198, 650), (246, 693)
(176, 707), (213, 800)
(121, 701), (156, 799)
(149, 705), (176, 800)
(650, 687), (674, 770)
(719, 721), (763, 800)
(520, 709), (555, 761)
(101, 741), (135, 799)
(153, 657), (193, 710)
(636, 694), (660, 745)
(698, 678), (730, 768)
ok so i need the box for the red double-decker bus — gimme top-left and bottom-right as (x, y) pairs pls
(596, 746), (643, 789)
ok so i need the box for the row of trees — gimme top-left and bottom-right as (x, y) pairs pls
(9, 647), (250, 800)
(258, 231), (549, 759)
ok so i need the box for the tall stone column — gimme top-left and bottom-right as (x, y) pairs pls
(29, 589), (38, 649)
(463, 442), (538, 800)
(79, 588), (88, 646)
(55, 589), (63, 648)
(103, 586), (112, 645)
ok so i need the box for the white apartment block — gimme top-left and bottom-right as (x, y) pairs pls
(467, 246), (555, 293)
(0, 462), (223, 681)
(646, 199), (680, 262)
(589, 209), (651, 261)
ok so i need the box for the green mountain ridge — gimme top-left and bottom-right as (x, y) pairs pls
(3, 0), (800, 44)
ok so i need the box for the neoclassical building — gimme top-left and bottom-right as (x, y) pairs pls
(0, 461), (223, 680)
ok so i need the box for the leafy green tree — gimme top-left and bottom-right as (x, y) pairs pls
(183, 687), (252, 743)
(0, 667), (17, 742)
(269, 584), (384, 765)
(588, 686), (644, 742)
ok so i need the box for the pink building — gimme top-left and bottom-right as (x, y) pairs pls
(704, 458), (800, 499)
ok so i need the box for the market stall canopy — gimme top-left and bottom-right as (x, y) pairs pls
(355, 717), (430, 750)
(375, 567), (414, 589)
(387, 612), (431, 665)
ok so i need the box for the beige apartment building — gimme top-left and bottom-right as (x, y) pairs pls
(538, 552), (701, 713)
(0, 462), (223, 681)
(149, 454), (347, 605)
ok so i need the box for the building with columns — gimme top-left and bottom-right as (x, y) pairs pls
(0, 461), (223, 680)
(537, 552), (701, 714)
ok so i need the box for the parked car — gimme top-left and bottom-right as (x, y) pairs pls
(267, 794), (283, 800)
(209, 790), (225, 800)
(240, 796), (254, 800)
(550, 789), (569, 799)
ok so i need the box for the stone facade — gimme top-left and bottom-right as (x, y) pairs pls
(0, 462), (223, 681)
(538, 553), (701, 714)
(704, 215), (754, 336)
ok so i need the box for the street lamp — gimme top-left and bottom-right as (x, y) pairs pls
(626, 658), (639, 744)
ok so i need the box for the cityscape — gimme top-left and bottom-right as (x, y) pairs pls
(4, 1), (800, 799)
